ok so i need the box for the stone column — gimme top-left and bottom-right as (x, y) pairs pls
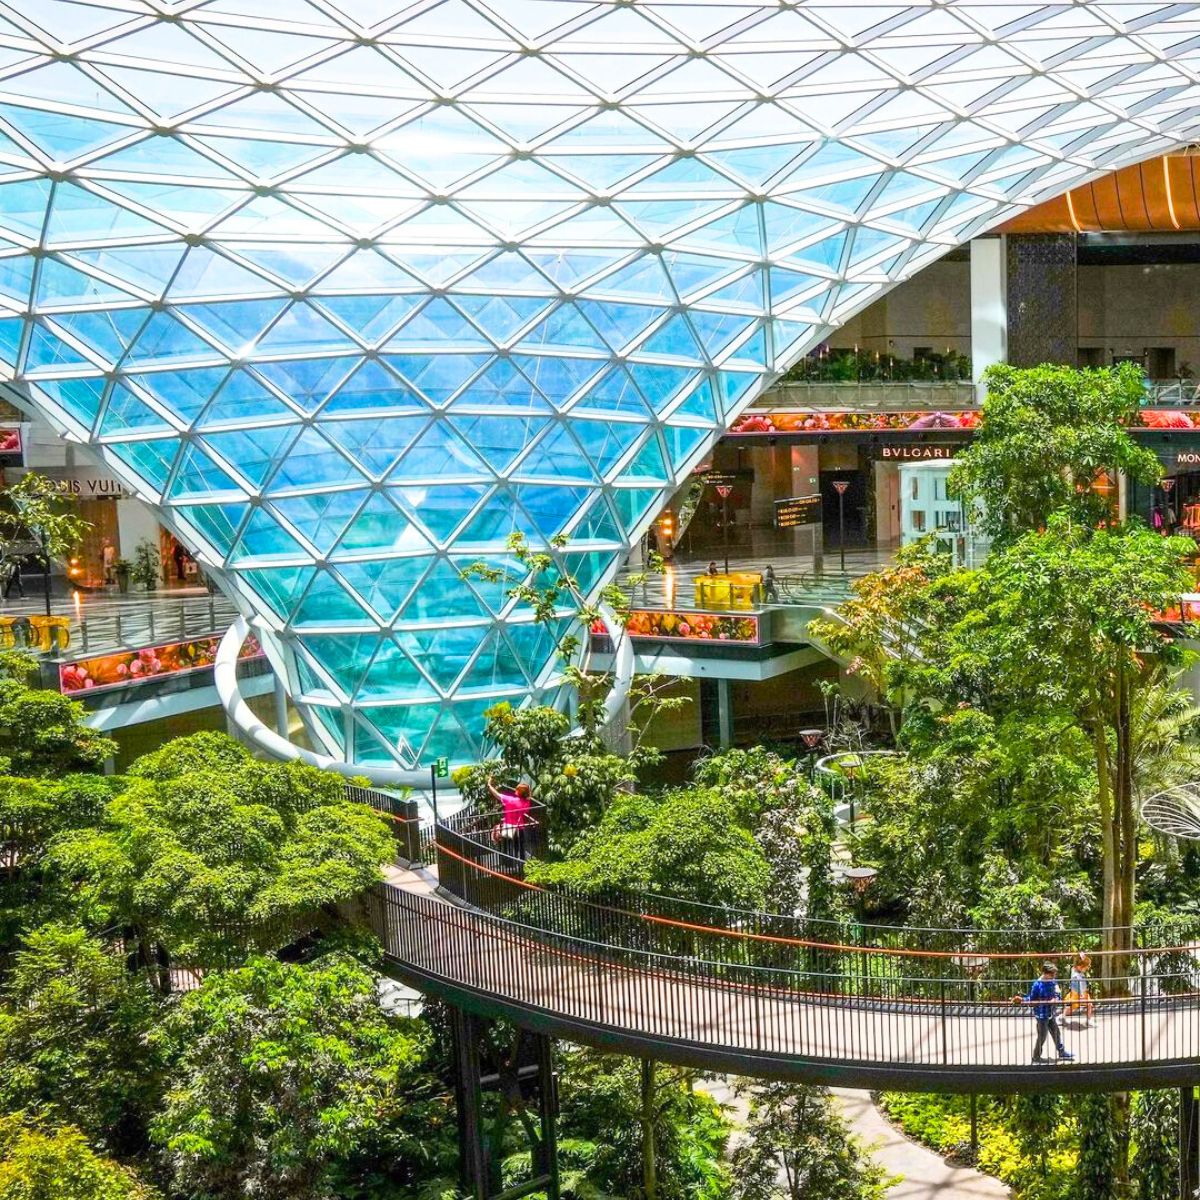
(970, 237), (1006, 386)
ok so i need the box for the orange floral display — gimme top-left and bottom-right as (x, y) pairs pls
(59, 634), (262, 693)
(595, 610), (759, 644)
(730, 408), (1200, 435)
(730, 410), (980, 434)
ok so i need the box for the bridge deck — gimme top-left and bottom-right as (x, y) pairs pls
(367, 879), (1200, 1094)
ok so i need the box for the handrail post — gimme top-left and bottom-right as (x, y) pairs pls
(940, 981), (948, 1064)
(1140, 947), (1148, 1063)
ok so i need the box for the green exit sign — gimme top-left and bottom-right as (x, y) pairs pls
(434, 756), (449, 778)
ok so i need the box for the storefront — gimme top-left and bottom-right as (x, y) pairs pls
(1128, 437), (1200, 536)
(713, 409), (977, 555)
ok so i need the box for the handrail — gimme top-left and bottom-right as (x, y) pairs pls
(365, 881), (1200, 1089)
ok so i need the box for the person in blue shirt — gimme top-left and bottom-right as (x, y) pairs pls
(1016, 962), (1075, 1063)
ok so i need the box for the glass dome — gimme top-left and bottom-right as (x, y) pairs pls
(0, 0), (1192, 765)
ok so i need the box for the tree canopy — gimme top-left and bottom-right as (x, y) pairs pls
(45, 733), (393, 966)
(948, 361), (1159, 542)
(526, 785), (770, 908)
(152, 955), (451, 1200)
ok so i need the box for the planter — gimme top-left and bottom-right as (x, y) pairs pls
(115, 567), (130, 595)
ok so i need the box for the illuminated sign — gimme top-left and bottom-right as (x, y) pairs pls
(880, 445), (957, 460)
(775, 495), (823, 528)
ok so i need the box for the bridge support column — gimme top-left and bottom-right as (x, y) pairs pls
(451, 1007), (560, 1200)
(1181, 1086), (1199, 1200)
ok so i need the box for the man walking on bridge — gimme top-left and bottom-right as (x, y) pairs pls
(1016, 962), (1075, 1064)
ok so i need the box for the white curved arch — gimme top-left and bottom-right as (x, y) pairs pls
(216, 608), (634, 780)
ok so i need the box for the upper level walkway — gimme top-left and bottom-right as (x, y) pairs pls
(360, 801), (1200, 1096)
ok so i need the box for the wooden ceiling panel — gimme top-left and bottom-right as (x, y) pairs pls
(997, 155), (1200, 232)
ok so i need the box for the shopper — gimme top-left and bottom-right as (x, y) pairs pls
(707, 560), (718, 576)
(1014, 962), (1074, 1063)
(487, 776), (533, 860)
(1, 553), (23, 599)
(1067, 952), (1096, 1023)
(101, 538), (116, 585)
(763, 563), (778, 602)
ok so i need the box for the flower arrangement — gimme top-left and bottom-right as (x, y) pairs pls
(59, 634), (262, 693)
(729, 410), (981, 435)
(616, 609), (759, 643)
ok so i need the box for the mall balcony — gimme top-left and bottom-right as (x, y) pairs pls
(0, 575), (280, 767)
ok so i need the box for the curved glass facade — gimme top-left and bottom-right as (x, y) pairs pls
(0, 1), (1194, 765)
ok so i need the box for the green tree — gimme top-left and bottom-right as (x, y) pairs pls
(1076, 1093), (1120, 1200)
(0, 925), (163, 1154)
(0, 774), (119, 951)
(46, 733), (392, 970)
(525, 786), (770, 909)
(949, 362), (1159, 543)
(1010, 1092), (1064, 1178)
(896, 518), (1194, 968)
(0, 1115), (158, 1200)
(729, 1080), (889, 1200)
(0, 473), (91, 617)
(1130, 1089), (1179, 1200)
(152, 955), (453, 1200)
(554, 1049), (729, 1200)
(0, 682), (115, 778)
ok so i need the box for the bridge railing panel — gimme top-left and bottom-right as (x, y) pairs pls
(367, 882), (1200, 1074)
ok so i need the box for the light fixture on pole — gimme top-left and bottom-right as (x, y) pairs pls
(832, 480), (850, 573)
(798, 727), (825, 776)
(841, 865), (877, 896)
(716, 484), (733, 573)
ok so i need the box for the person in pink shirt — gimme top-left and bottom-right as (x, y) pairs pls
(488, 777), (532, 858)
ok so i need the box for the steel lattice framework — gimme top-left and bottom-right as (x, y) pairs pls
(0, 1), (1199, 767)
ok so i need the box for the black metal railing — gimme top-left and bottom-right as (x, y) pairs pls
(343, 783), (425, 864)
(422, 807), (1200, 1012)
(366, 879), (1200, 1075)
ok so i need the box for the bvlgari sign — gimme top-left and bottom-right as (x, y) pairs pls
(880, 445), (956, 461)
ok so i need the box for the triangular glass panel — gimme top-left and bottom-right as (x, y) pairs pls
(336, 557), (430, 623)
(357, 638), (439, 700)
(400, 556), (490, 621)
(571, 494), (624, 544)
(35, 376), (106, 429)
(514, 483), (591, 539)
(236, 565), (314, 618)
(398, 420), (488, 479)
(108, 437), (177, 494)
(202, 425), (297, 489)
(169, 444), (244, 501)
(323, 414), (428, 477)
(177, 299), (288, 352)
(448, 414), (550, 474)
(292, 572), (376, 628)
(268, 490), (367, 555)
(609, 486), (661, 534)
(334, 492), (431, 555)
(131, 366), (231, 424)
(392, 483), (489, 543)
(516, 423), (595, 482)
(456, 630), (529, 694)
(317, 294), (424, 345)
(99, 384), (173, 436)
(176, 501), (247, 558)
(567, 417), (643, 475)
(618, 434), (668, 484)
(268, 428), (361, 490)
(231, 506), (310, 563)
